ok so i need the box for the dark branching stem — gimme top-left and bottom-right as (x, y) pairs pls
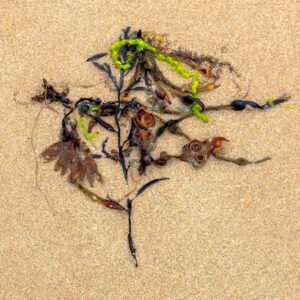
(115, 71), (129, 182)
(101, 137), (115, 160)
(88, 36), (131, 183)
(127, 199), (137, 267)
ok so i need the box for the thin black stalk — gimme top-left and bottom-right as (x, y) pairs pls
(115, 71), (128, 182)
(101, 137), (115, 160)
(127, 199), (137, 267)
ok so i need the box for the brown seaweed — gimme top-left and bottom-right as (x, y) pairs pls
(32, 79), (71, 107)
(41, 117), (102, 186)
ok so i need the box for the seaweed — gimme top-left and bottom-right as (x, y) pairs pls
(86, 52), (107, 62)
(32, 79), (72, 108)
(136, 177), (170, 197)
(32, 27), (291, 266)
(127, 199), (137, 267)
(41, 117), (102, 186)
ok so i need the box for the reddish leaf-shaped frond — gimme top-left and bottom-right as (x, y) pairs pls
(54, 142), (76, 176)
(41, 141), (69, 161)
(69, 157), (85, 182)
(41, 137), (101, 187)
(78, 142), (102, 186)
(84, 155), (102, 186)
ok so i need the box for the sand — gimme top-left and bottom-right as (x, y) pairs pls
(0, 0), (299, 299)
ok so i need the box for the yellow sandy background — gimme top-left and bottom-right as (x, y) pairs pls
(0, 0), (299, 299)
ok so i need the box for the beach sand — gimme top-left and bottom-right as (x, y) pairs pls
(0, 0), (299, 298)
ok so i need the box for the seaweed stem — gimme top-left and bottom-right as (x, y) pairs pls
(127, 199), (137, 267)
